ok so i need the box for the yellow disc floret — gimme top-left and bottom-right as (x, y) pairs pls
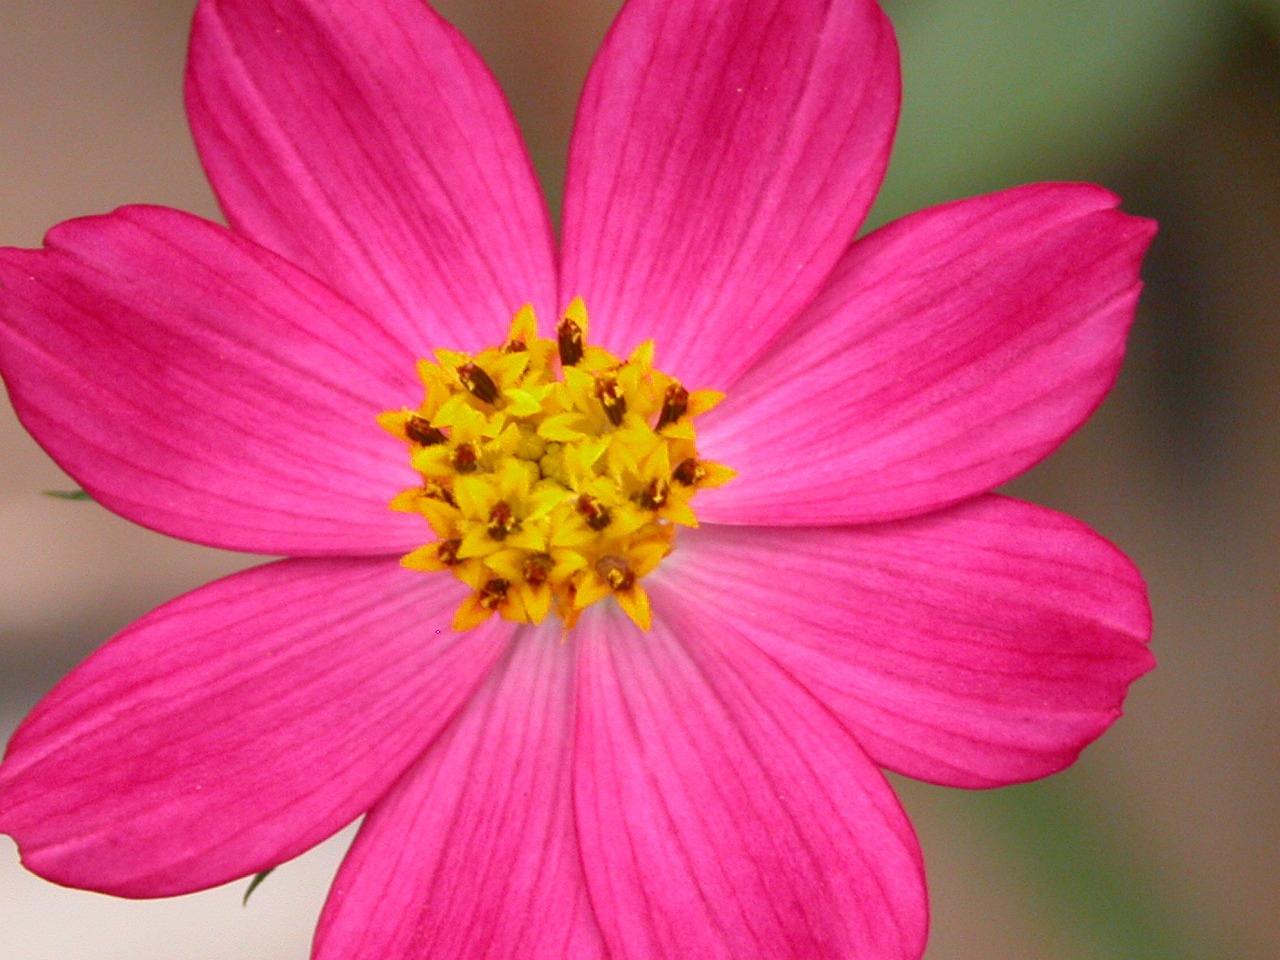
(381, 298), (734, 632)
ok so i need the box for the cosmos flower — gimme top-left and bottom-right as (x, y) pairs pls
(0, 0), (1155, 957)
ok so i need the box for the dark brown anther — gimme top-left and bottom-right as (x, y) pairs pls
(422, 479), (457, 507)
(457, 362), (499, 404)
(594, 555), (635, 592)
(634, 478), (669, 510)
(557, 317), (584, 366)
(437, 538), (462, 566)
(672, 457), (705, 487)
(522, 552), (554, 586)
(576, 493), (613, 531)
(502, 338), (528, 353)
(594, 375), (626, 426)
(486, 500), (519, 541)
(478, 578), (511, 610)
(405, 415), (447, 446)
(655, 383), (689, 430)
(452, 442), (480, 473)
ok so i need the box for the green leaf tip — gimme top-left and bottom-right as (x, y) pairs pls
(43, 489), (93, 501)
(242, 867), (276, 906)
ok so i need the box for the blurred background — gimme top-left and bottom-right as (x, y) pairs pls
(1, 0), (1276, 957)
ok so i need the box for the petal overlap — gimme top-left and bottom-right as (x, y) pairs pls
(0, 2), (1158, 957)
(315, 622), (606, 960)
(561, 0), (900, 389)
(0, 206), (422, 555)
(661, 496), (1154, 787)
(698, 184), (1157, 526)
(187, 0), (556, 351)
(573, 604), (927, 960)
(0, 557), (512, 897)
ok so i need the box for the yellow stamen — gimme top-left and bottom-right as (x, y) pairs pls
(381, 301), (732, 631)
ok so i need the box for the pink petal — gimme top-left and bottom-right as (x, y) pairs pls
(699, 184), (1157, 525)
(661, 495), (1154, 788)
(561, 0), (900, 389)
(573, 604), (927, 960)
(315, 622), (606, 960)
(187, 0), (556, 350)
(0, 206), (425, 555)
(0, 558), (512, 897)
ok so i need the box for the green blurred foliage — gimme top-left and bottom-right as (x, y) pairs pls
(975, 774), (1221, 960)
(873, 0), (1228, 224)
(867, 3), (1275, 959)
(1259, 0), (1280, 32)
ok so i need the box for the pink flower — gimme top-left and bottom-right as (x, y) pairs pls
(0, 0), (1155, 957)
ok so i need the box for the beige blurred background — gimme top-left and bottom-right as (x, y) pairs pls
(1, 1), (1276, 958)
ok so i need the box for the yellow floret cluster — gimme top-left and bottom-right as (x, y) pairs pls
(380, 298), (734, 632)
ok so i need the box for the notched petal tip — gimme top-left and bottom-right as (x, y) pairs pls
(187, 0), (556, 350)
(0, 205), (421, 556)
(665, 496), (1155, 789)
(698, 182), (1159, 527)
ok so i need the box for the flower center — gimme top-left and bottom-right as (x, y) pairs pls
(381, 298), (734, 632)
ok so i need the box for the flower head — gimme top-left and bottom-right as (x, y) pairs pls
(381, 298), (732, 632)
(0, 1), (1155, 958)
